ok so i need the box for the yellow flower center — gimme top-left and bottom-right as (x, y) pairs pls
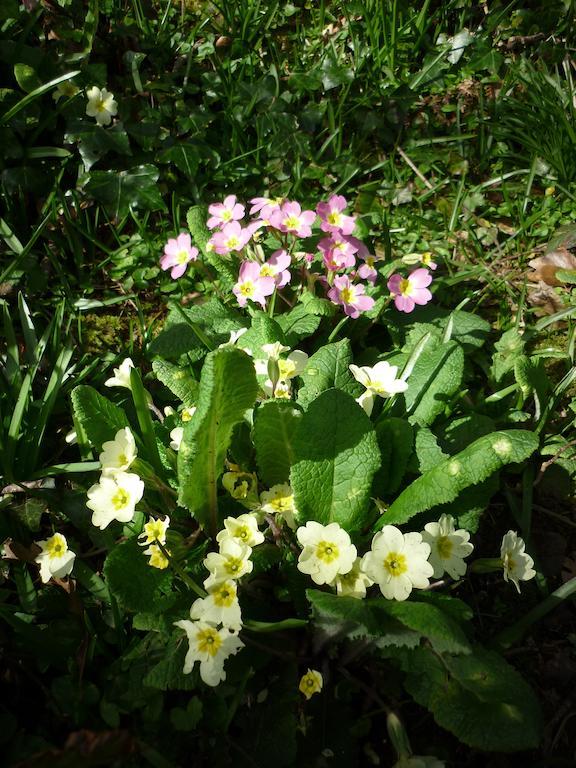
(436, 536), (453, 560)
(225, 557), (243, 576)
(117, 452), (128, 466)
(366, 256), (375, 267)
(421, 251), (432, 265)
(260, 265), (274, 277)
(222, 210), (232, 221)
(278, 359), (296, 379)
(399, 278), (413, 296)
(46, 536), (67, 559)
(504, 552), (515, 573)
(111, 488), (129, 510)
(284, 215), (300, 230)
(177, 249), (190, 264)
(145, 521), (165, 542)
(269, 494), (293, 512)
(225, 236), (240, 249)
(213, 584), (236, 607)
(196, 627), (222, 657)
(96, 99), (107, 112)
(340, 287), (355, 304)
(316, 540), (340, 564)
(327, 212), (341, 226)
(240, 281), (254, 297)
(383, 551), (407, 577)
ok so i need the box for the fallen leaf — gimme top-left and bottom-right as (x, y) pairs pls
(528, 247), (576, 286)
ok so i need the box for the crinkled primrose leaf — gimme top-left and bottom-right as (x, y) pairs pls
(297, 339), (358, 407)
(290, 389), (380, 533)
(376, 430), (539, 528)
(404, 341), (465, 427)
(71, 385), (129, 452)
(253, 400), (303, 486)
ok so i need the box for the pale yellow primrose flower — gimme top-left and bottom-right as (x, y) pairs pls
(421, 513), (473, 579)
(361, 525), (433, 601)
(99, 427), (137, 476)
(86, 471), (144, 529)
(500, 530), (536, 593)
(255, 344), (308, 398)
(181, 407), (196, 422)
(331, 556), (373, 599)
(216, 514), (264, 549)
(299, 669), (323, 700)
(349, 361), (408, 416)
(85, 85), (118, 126)
(144, 543), (170, 569)
(104, 358), (134, 390)
(34, 533), (76, 584)
(260, 483), (298, 529)
(139, 516), (170, 546)
(52, 80), (79, 102)
(296, 521), (357, 586)
(169, 426), (184, 451)
(190, 580), (242, 631)
(174, 619), (244, 686)
(203, 539), (253, 589)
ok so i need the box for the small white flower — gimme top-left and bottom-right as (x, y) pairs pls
(361, 525), (433, 601)
(104, 358), (134, 390)
(174, 619), (244, 686)
(170, 427), (184, 451)
(421, 514), (474, 579)
(296, 521), (357, 586)
(34, 533), (76, 583)
(262, 379), (293, 399)
(500, 530), (536, 593)
(260, 483), (298, 529)
(144, 543), (170, 569)
(299, 669), (323, 700)
(190, 580), (242, 631)
(181, 407), (196, 422)
(99, 427), (137, 475)
(52, 80), (79, 102)
(86, 471), (144, 529)
(349, 361), (408, 416)
(218, 328), (249, 348)
(203, 539), (253, 588)
(139, 516), (170, 546)
(254, 344), (308, 381)
(85, 85), (118, 126)
(331, 557), (373, 599)
(216, 514), (265, 549)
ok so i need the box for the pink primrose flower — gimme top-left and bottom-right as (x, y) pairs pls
(316, 195), (356, 236)
(259, 249), (291, 288)
(209, 221), (252, 255)
(233, 261), (276, 308)
(327, 275), (375, 319)
(387, 268), (433, 313)
(249, 197), (283, 216)
(207, 195), (245, 230)
(318, 235), (359, 271)
(420, 251), (438, 271)
(357, 251), (384, 284)
(268, 201), (316, 238)
(160, 233), (199, 279)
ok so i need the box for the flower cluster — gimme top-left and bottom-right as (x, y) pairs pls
(175, 512), (265, 686)
(159, 192), (439, 318)
(138, 516), (171, 569)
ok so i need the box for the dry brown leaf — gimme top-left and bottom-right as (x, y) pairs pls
(528, 247), (576, 286)
(527, 280), (564, 314)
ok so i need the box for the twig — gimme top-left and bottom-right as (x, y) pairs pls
(396, 146), (433, 190)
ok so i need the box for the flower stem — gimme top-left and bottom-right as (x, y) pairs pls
(328, 316), (349, 343)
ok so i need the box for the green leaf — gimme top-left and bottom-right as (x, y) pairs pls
(130, 368), (163, 476)
(253, 400), (303, 486)
(373, 417), (414, 496)
(299, 292), (337, 317)
(290, 389), (381, 532)
(402, 646), (542, 752)
(378, 430), (539, 527)
(377, 600), (471, 655)
(186, 205), (236, 291)
(413, 426), (447, 473)
(158, 143), (200, 177)
(152, 359), (198, 407)
(103, 537), (173, 614)
(405, 341), (465, 427)
(297, 339), (357, 408)
(143, 632), (196, 691)
(491, 328), (525, 383)
(70, 385), (129, 452)
(85, 165), (166, 219)
(240, 314), (286, 359)
(178, 348), (258, 536)
(276, 304), (321, 346)
(14, 64), (41, 94)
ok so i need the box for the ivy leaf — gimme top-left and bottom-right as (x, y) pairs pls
(152, 359), (198, 407)
(70, 385), (129, 452)
(253, 400), (303, 486)
(297, 339), (357, 408)
(103, 538), (174, 614)
(402, 646), (542, 752)
(405, 341), (465, 426)
(178, 347), (258, 536)
(291, 389), (380, 533)
(377, 430), (539, 527)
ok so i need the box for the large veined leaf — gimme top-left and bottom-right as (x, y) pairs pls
(85, 164), (166, 219)
(152, 359), (198, 407)
(401, 646), (542, 752)
(373, 417), (414, 496)
(276, 304), (321, 346)
(404, 340), (464, 426)
(70, 385), (129, 452)
(178, 347), (258, 535)
(297, 339), (358, 408)
(376, 429), (539, 527)
(290, 389), (380, 533)
(253, 400), (303, 486)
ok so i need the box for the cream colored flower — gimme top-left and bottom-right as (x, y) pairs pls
(99, 427), (137, 475)
(174, 619), (244, 686)
(169, 427), (184, 451)
(52, 80), (79, 102)
(218, 328), (249, 348)
(299, 669), (323, 700)
(500, 530), (536, 593)
(216, 514), (264, 549)
(361, 525), (433, 601)
(144, 543), (170, 569)
(331, 557), (373, 599)
(85, 86), (118, 126)
(34, 533), (75, 583)
(104, 358), (134, 389)
(421, 514), (473, 579)
(181, 407), (196, 422)
(349, 361), (408, 416)
(86, 471), (144, 529)
(190, 580), (242, 631)
(203, 539), (253, 588)
(139, 516), (170, 546)
(260, 483), (298, 529)
(296, 521), (357, 586)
